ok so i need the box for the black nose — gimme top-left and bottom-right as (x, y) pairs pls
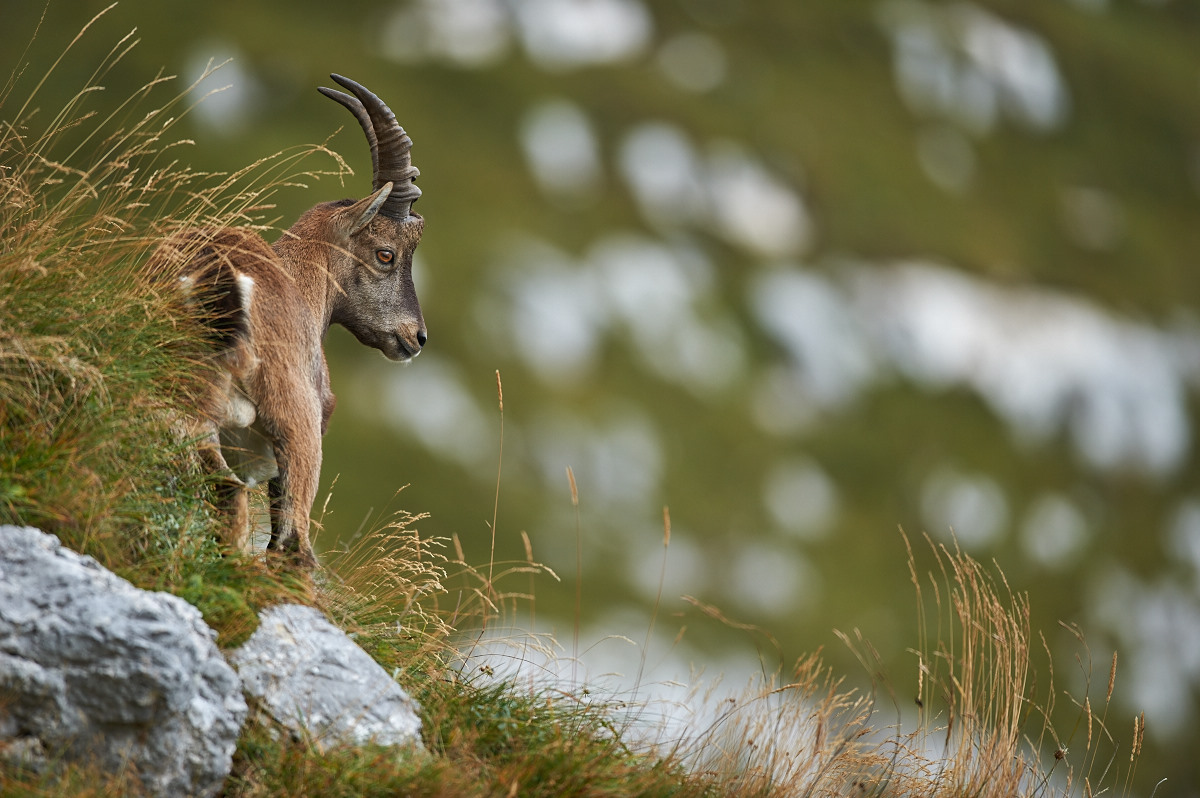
(417, 329), (427, 348)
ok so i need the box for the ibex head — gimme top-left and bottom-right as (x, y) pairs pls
(300, 74), (427, 362)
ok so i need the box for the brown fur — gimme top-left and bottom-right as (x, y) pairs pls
(153, 192), (425, 567)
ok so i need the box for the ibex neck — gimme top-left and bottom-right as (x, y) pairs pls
(272, 230), (337, 333)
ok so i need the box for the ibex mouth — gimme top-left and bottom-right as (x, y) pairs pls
(386, 333), (423, 363)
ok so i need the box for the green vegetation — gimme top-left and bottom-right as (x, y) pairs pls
(0, 12), (1154, 798)
(0, 16), (321, 632)
(3, 3), (1194, 787)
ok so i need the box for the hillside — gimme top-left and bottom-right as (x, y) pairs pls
(0, 7), (1167, 795)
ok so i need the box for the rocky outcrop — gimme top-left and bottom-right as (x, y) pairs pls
(0, 526), (426, 792)
(0, 525), (247, 798)
(229, 603), (424, 750)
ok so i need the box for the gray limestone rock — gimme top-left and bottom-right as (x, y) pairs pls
(229, 603), (423, 750)
(0, 525), (247, 797)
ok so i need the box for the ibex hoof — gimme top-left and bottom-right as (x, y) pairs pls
(267, 537), (318, 570)
(291, 549), (319, 570)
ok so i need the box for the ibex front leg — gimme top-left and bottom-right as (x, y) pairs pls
(264, 409), (321, 568)
(194, 421), (252, 551)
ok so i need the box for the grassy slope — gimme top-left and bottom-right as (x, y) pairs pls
(0, 16), (1149, 798)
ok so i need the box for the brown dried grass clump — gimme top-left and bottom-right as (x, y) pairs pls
(0, 6), (345, 567)
(643, 531), (1147, 797)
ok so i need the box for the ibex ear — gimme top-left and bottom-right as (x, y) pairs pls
(344, 182), (394, 236)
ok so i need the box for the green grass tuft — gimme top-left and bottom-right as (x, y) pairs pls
(0, 7), (338, 598)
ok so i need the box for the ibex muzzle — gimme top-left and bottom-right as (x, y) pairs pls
(154, 75), (427, 568)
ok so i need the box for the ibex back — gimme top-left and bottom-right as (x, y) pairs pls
(152, 75), (425, 568)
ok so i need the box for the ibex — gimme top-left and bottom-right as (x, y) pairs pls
(153, 75), (425, 568)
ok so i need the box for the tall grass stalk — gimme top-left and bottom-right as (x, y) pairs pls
(488, 369), (504, 597)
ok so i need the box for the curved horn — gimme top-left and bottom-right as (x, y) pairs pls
(317, 86), (379, 182)
(325, 73), (421, 220)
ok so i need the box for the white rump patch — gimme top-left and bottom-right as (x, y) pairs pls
(236, 273), (255, 314)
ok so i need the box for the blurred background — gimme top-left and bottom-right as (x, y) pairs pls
(5, 0), (1199, 790)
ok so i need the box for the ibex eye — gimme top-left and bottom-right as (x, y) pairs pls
(376, 249), (395, 266)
